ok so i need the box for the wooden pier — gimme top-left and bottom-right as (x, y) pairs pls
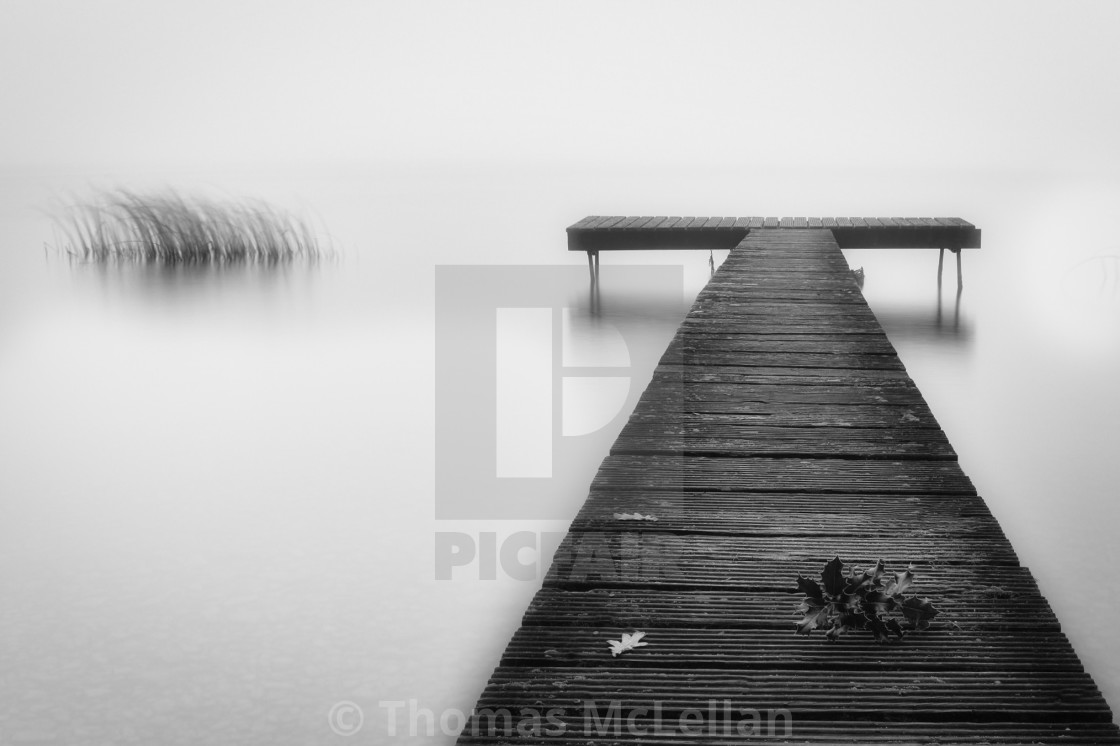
(567, 215), (982, 253)
(458, 223), (1119, 744)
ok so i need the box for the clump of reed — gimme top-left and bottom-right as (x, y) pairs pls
(53, 189), (327, 265)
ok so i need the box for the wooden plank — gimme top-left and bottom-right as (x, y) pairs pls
(470, 668), (1111, 722)
(637, 378), (924, 403)
(643, 375), (925, 401)
(695, 306), (879, 320)
(571, 491), (1000, 536)
(568, 215), (600, 230)
(523, 587), (1057, 631)
(667, 350), (907, 371)
(655, 369), (924, 387)
(658, 363), (914, 380)
(666, 342), (901, 361)
(459, 721), (1120, 745)
(704, 271), (862, 284)
(688, 308), (883, 323)
(677, 321), (890, 334)
(591, 454), (976, 495)
(668, 333), (899, 355)
(693, 289), (868, 303)
(612, 433), (957, 461)
(627, 403), (941, 429)
(544, 533), (1024, 590)
(501, 626), (1082, 671)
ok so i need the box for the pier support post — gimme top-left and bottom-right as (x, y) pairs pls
(939, 248), (963, 290)
(954, 247), (963, 289)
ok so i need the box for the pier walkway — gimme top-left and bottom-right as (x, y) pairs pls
(458, 225), (1119, 744)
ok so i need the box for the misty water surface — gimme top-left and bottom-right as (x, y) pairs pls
(1, 165), (1118, 743)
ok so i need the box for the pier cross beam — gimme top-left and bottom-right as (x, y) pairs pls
(567, 215), (980, 283)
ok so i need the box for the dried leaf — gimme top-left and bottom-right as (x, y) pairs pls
(607, 630), (649, 657)
(820, 556), (846, 596)
(846, 560), (882, 591)
(901, 597), (940, 629)
(886, 618), (905, 639)
(864, 558), (885, 584)
(796, 557), (934, 643)
(863, 590), (895, 614)
(865, 614), (891, 643)
(885, 566), (915, 597)
(797, 574), (824, 602)
(796, 605), (829, 636)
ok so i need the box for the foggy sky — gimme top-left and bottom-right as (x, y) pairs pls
(3, 0), (1119, 174)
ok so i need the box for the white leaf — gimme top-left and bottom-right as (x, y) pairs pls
(607, 630), (649, 657)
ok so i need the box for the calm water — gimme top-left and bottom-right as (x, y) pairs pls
(1, 165), (1119, 743)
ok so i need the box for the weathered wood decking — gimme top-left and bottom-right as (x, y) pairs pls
(568, 215), (982, 253)
(458, 225), (1118, 744)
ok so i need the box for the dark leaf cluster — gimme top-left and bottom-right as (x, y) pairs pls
(796, 556), (940, 642)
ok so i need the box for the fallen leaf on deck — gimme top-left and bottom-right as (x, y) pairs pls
(607, 631), (649, 657)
